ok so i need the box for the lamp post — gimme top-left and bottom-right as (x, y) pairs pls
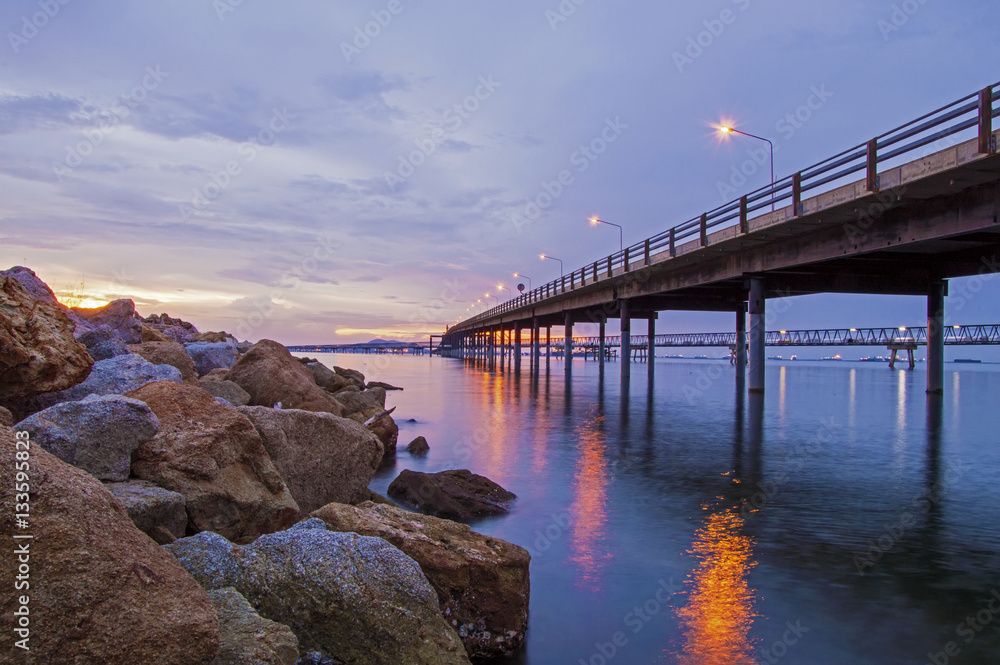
(540, 254), (564, 277)
(588, 217), (623, 253)
(485, 292), (499, 305)
(719, 125), (775, 211)
(513, 272), (532, 290)
(497, 284), (511, 300)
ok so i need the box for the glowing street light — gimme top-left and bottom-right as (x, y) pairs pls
(513, 272), (532, 290)
(589, 217), (623, 253)
(497, 284), (511, 299)
(719, 124), (775, 211)
(540, 254), (563, 277)
(485, 292), (499, 305)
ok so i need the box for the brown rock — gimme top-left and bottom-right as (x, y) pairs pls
(306, 361), (349, 393)
(407, 436), (430, 456)
(199, 378), (251, 406)
(336, 386), (386, 416)
(105, 479), (188, 543)
(236, 406), (383, 513)
(72, 299), (143, 344)
(387, 470), (516, 522)
(207, 587), (299, 665)
(129, 341), (198, 384)
(127, 381), (301, 543)
(312, 502), (530, 661)
(0, 274), (93, 402)
(0, 406), (11, 426)
(0, 424), (220, 663)
(196, 331), (236, 343)
(141, 324), (172, 342)
(227, 340), (344, 416)
(201, 367), (231, 381)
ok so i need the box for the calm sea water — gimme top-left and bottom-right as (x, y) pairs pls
(303, 352), (1000, 665)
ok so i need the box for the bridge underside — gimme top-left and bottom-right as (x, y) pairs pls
(446, 134), (1000, 393)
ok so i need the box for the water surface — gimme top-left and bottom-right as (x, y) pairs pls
(306, 353), (1000, 665)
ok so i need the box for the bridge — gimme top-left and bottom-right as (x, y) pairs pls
(288, 341), (429, 355)
(441, 83), (1000, 394)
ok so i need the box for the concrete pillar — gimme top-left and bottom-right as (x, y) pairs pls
(748, 278), (765, 393)
(514, 322), (522, 372)
(927, 281), (946, 394)
(599, 318), (606, 368)
(532, 317), (541, 373)
(647, 315), (656, 379)
(564, 312), (573, 374)
(620, 299), (631, 381)
(735, 304), (747, 385)
(546, 326), (551, 367)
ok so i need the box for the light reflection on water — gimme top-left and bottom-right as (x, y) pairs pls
(309, 353), (1000, 665)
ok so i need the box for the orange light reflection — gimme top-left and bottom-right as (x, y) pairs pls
(675, 501), (758, 664)
(569, 411), (611, 589)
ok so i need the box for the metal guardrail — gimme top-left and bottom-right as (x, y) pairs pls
(456, 83), (999, 330)
(532, 325), (1000, 348)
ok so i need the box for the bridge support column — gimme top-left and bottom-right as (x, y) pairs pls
(735, 304), (747, 385)
(927, 281), (946, 394)
(546, 326), (551, 368)
(621, 299), (631, 382)
(647, 315), (656, 379)
(599, 318), (606, 369)
(514, 322), (522, 372)
(532, 317), (541, 374)
(748, 278), (765, 393)
(564, 312), (573, 374)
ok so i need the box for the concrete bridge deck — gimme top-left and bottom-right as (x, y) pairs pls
(443, 83), (1000, 393)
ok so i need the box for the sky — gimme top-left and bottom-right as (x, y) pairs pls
(1, 0), (998, 356)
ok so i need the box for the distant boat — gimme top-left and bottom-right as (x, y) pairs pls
(954, 358), (982, 364)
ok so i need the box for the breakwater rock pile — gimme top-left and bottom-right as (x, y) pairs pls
(0, 266), (529, 664)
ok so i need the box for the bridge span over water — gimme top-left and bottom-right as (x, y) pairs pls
(442, 83), (1000, 393)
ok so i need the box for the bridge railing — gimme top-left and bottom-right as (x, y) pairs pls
(461, 82), (1000, 330)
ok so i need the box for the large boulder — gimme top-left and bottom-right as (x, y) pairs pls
(197, 331), (236, 343)
(0, 274), (93, 402)
(129, 340), (198, 383)
(127, 381), (301, 544)
(207, 588), (299, 665)
(185, 341), (239, 377)
(77, 324), (131, 361)
(312, 502), (530, 661)
(36, 353), (182, 407)
(364, 411), (399, 456)
(142, 323), (173, 342)
(15, 394), (159, 481)
(334, 366), (365, 389)
(166, 520), (471, 665)
(335, 386), (386, 416)
(407, 436), (430, 456)
(1, 265), (60, 303)
(72, 299), (143, 344)
(144, 312), (199, 334)
(199, 378), (251, 406)
(236, 406), (384, 513)
(387, 470), (517, 522)
(0, 425), (220, 663)
(105, 479), (188, 544)
(161, 326), (198, 344)
(228, 340), (344, 416)
(305, 361), (349, 393)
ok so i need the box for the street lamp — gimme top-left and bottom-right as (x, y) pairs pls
(719, 125), (775, 211)
(485, 292), (499, 305)
(588, 217), (623, 253)
(540, 254), (564, 277)
(513, 272), (532, 290)
(497, 284), (511, 299)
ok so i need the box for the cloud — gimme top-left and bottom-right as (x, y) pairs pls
(0, 92), (91, 135)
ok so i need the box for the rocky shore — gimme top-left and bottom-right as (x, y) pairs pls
(1, 267), (529, 664)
